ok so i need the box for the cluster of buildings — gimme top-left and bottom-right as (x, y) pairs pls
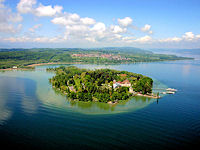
(71, 53), (131, 61)
(113, 79), (131, 88)
(113, 74), (135, 93)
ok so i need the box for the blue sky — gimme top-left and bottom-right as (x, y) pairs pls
(0, 0), (200, 49)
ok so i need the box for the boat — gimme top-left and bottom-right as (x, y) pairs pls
(166, 91), (175, 94)
(166, 88), (177, 92)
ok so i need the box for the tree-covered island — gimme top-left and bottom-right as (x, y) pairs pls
(48, 66), (159, 104)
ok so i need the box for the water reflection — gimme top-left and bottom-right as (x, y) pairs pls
(21, 96), (38, 114)
(0, 94), (12, 125)
(15, 78), (39, 115)
(0, 76), (39, 125)
(65, 96), (157, 115)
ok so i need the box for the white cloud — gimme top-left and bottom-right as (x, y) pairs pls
(3, 31), (200, 48)
(51, 13), (81, 26)
(51, 13), (96, 41)
(159, 37), (182, 42)
(51, 16), (68, 25)
(52, 15), (122, 43)
(80, 17), (96, 25)
(121, 36), (136, 43)
(135, 35), (152, 43)
(117, 17), (133, 27)
(158, 32), (200, 43)
(65, 25), (89, 33)
(141, 24), (151, 31)
(17, 0), (36, 14)
(34, 4), (63, 17)
(17, 0), (63, 17)
(0, 0), (23, 33)
(51, 13), (105, 42)
(170, 37), (182, 42)
(141, 24), (153, 34)
(182, 32), (195, 41)
(91, 22), (106, 32)
(110, 25), (127, 33)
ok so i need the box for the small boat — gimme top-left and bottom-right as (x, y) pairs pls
(166, 91), (175, 94)
(166, 88), (177, 92)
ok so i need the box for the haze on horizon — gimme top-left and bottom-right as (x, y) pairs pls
(0, 0), (200, 49)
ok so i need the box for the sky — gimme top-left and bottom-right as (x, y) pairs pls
(0, 0), (200, 49)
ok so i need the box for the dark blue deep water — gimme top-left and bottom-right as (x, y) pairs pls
(0, 58), (200, 149)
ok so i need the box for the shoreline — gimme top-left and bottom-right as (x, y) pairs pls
(27, 62), (83, 67)
(0, 58), (193, 71)
(0, 62), (83, 70)
(0, 68), (34, 71)
(106, 93), (160, 105)
(135, 93), (160, 99)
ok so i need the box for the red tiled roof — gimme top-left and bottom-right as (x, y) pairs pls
(121, 79), (130, 84)
(120, 74), (127, 77)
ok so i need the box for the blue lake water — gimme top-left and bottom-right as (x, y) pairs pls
(0, 58), (200, 149)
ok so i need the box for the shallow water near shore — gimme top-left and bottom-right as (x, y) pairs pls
(0, 58), (200, 149)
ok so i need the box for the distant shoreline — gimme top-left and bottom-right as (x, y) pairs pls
(0, 68), (32, 71)
(0, 62), (82, 70)
(0, 57), (194, 71)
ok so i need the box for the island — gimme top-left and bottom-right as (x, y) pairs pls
(48, 66), (160, 104)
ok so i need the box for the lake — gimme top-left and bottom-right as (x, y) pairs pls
(0, 58), (200, 149)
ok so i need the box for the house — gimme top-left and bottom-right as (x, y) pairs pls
(13, 66), (17, 69)
(120, 79), (131, 87)
(113, 82), (121, 89)
(113, 80), (121, 89)
(113, 79), (131, 88)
